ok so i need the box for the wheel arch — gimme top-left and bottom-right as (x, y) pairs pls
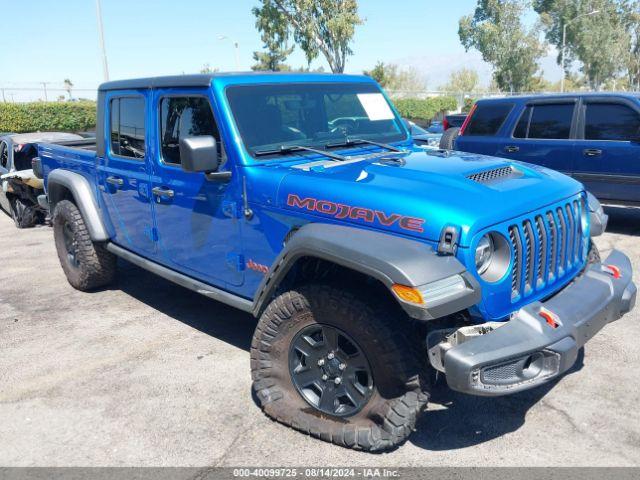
(251, 223), (480, 319)
(47, 169), (110, 241)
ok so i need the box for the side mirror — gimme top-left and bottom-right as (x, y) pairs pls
(179, 136), (219, 173)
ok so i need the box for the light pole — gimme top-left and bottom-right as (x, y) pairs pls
(561, 9), (600, 92)
(96, 0), (110, 81)
(218, 35), (240, 71)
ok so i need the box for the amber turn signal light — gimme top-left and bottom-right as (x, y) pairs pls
(391, 284), (424, 305)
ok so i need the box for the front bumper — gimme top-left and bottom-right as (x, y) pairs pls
(439, 249), (636, 396)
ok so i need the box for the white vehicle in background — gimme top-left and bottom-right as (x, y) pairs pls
(0, 132), (86, 227)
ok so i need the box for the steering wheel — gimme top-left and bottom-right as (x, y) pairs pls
(330, 118), (357, 136)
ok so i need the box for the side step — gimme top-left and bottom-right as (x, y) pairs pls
(106, 243), (254, 314)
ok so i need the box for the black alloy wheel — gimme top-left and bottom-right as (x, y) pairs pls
(62, 220), (80, 268)
(288, 324), (374, 417)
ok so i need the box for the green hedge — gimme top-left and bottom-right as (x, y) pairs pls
(0, 101), (96, 133)
(0, 97), (459, 134)
(392, 96), (458, 124)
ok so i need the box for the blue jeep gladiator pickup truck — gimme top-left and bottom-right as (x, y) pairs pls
(38, 73), (636, 451)
(452, 94), (640, 206)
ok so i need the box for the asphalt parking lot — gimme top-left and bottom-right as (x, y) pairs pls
(1, 206), (639, 467)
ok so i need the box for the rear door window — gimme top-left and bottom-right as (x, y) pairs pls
(464, 103), (513, 136)
(513, 106), (532, 138)
(513, 103), (574, 139)
(110, 96), (146, 159)
(584, 103), (640, 141)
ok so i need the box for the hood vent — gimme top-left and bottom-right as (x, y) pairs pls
(467, 166), (520, 184)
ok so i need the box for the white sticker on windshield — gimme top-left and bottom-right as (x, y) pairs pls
(357, 93), (395, 121)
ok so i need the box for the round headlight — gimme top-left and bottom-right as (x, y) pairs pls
(475, 232), (511, 283)
(475, 234), (494, 275)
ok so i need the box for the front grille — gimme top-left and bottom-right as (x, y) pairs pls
(467, 166), (517, 184)
(508, 197), (585, 302)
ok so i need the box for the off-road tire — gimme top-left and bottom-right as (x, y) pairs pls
(439, 127), (460, 150)
(588, 242), (601, 265)
(52, 199), (116, 291)
(10, 197), (39, 229)
(251, 285), (430, 451)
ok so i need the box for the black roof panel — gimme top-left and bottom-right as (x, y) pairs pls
(97, 71), (337, 91)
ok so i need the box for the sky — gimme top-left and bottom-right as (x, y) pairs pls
(0, 0), (563, 101)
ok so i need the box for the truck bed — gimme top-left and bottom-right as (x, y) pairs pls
(54, 138), (98, 151)
(38, 140), (98, 187)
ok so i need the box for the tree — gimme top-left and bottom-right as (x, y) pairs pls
(623, 0), (640, 89)
(200, 64), (219, 74)
(544, 73), (587, 91)
(363, 62), (426, 92)
(459, 0), (546, 93)
(251, 50), (292, 71)
(388, 67), (425, 92)
(363, 61), (393, 87)
(252, 0), (294, 71)
(440, 68), (481, 93)
(252, 0), (363, 73)
(534, 0), (631, 90)
(63, 79), (73, 100)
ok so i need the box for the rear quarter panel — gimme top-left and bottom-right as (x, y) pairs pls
(39, 143), (98, 197)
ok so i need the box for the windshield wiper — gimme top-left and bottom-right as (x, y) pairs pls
(325, 137), (405, 153)
(253, 144), (348, 162)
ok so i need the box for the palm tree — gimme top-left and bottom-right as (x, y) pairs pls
(63, 79), (74, 100)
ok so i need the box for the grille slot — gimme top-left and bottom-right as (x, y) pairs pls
(467, 166), (516, 183)
(547, 212), (557, 280)
(508, 226), (523, 300)
(556, 207), (566, 275)
(534, 216), (547, 286)
(522, 220), (535, 294)
(565, 204), (575, 268)
(507, 198), (584, 303)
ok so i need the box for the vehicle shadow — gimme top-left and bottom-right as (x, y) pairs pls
(409, 349), (585, 451)
(111, 260), (257, 352)
(108, 258), (588, 451)
(603, 206), (640, 236)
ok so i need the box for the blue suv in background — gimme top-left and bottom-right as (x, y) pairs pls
(454, 94), (640, 206)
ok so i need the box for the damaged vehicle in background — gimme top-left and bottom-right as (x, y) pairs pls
(0, 132), (86, 228)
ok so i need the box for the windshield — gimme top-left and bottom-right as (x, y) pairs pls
(226, 82), (408, 157)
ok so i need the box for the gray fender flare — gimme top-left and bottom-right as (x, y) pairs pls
(47, 169), (110, 241)
(251, 223), (481, 320)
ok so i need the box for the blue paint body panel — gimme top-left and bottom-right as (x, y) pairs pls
(40, 73), (591, 321)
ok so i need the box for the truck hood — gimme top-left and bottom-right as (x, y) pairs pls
(275, 148), (584, 247)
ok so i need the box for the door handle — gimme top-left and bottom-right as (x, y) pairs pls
(583, 149), (603, 157)
(504, 145), (520, 153)
(105, 176), (124, 187)
(152, 186), (175, 199)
